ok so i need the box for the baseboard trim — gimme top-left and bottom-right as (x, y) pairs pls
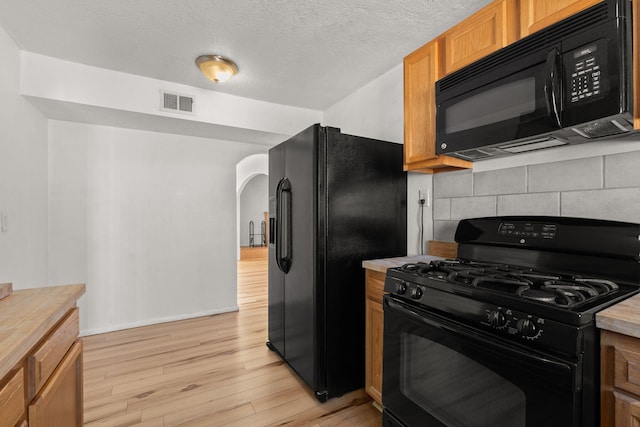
(80, 305), (240, 337)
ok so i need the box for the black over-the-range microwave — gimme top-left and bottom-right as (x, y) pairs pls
(435, 0), (635, 161)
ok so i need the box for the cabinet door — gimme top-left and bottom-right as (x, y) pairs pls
(0, 368), (25, 427)
(519, 0), (603, 38)
(28, 341), (83, 427)
(614, 391), (640, 427)
(365, 296), (384, 406)
(404, 38), (440, 168)
(442, 0), (517, 75)
(365, 270), (386, 406)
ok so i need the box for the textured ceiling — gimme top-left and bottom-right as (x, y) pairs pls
(0, 0), (492, 110)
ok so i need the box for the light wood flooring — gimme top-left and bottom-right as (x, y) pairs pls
(83, 259), (382, 426)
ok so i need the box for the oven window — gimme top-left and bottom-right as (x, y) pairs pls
(401, 332), (526, 427)
(444, 77), (536, 134)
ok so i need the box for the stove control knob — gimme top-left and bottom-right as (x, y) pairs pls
(517, 319), (538, 338)
(395, 281), (407, 295)
(411, 287), (423, 300)
(489, 311), (507, 328)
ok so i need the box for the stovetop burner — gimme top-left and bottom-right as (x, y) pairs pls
(397, 260), (622, 309)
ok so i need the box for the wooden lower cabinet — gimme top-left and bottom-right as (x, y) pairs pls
(0, 368), (25, 427)
(29, 340), (83, 427)
(365, 269), (386, 406)
(612, 392), (640, 427)
(0, 286), (85, 427)
(601, 330), (640, 426)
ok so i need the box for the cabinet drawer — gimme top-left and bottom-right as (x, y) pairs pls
(0, 368), (25, 427)
(614, 346), (640, 397)
(28, 308), (79, 400)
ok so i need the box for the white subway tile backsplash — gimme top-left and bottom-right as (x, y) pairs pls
(561, 188), (640, 223)
(451, 196), (496, 220)
(497, 193), (560, 216)
(474, 167), (526, 196)
(433, 170), (473, 198)
(605, 150), (640, 188)
(528, 157), (602, 193)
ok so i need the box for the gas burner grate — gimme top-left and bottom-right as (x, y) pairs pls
(397, 260), (622, 308)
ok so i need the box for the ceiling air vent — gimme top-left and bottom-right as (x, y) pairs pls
(160, 90), (195, 115)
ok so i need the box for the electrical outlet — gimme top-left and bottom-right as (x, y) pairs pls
(419, 190), (431, 207)
(1, 212), (7, 232)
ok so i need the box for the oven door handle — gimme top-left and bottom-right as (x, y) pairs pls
(385, 297), (573, 371)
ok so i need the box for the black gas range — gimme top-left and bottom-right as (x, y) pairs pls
(382, 216), (640, 427)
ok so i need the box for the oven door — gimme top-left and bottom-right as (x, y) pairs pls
(382, 295), (582, 427)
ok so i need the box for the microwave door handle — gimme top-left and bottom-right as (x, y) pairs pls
(544, 48), (562, 128)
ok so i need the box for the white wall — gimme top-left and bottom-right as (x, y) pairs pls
(239, 175), (269, 247)
(0, 25), (49, 288)
(323, 64), (433, 255)
(21, 52), (322, 144)
(48, 121), (265, 334)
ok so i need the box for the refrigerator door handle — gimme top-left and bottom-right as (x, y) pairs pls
(276, 177), (292, 273)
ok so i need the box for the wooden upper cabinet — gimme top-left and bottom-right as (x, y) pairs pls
(442, 0), (518, 75)
(404, 39), (439, 167)
(519, 0), (603, 38)
(403, 39), (473, 173)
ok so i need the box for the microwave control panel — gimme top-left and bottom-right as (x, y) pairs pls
(566, 40), (607, 104)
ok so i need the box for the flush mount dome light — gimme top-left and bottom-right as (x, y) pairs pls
(195, 55), (238, 83)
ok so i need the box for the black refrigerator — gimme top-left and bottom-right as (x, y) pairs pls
(267, 123), (407, 402)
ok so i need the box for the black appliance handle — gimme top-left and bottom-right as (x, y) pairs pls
(385, 297), (572, 372)
(544, 48), (562, 129)
(275, 177), (292, 274)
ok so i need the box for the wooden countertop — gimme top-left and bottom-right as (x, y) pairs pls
(362, 255), (447, 273)
(0, 284), (85, 379)
(597, 293), (640, 339)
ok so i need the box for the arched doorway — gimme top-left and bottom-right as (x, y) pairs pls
(236, 153), (269, 260)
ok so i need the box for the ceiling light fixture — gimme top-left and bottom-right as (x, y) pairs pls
(195, 55), (238, 83)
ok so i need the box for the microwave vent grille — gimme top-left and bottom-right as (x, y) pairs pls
(571, 120), (630, 139)
(450, 148), (499, 161)
(438, 2), (610, 92)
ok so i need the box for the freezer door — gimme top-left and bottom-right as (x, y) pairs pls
(281, 125), (323, 395)
(268, 142), (286, 357)
(267, 124), (324, 397)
